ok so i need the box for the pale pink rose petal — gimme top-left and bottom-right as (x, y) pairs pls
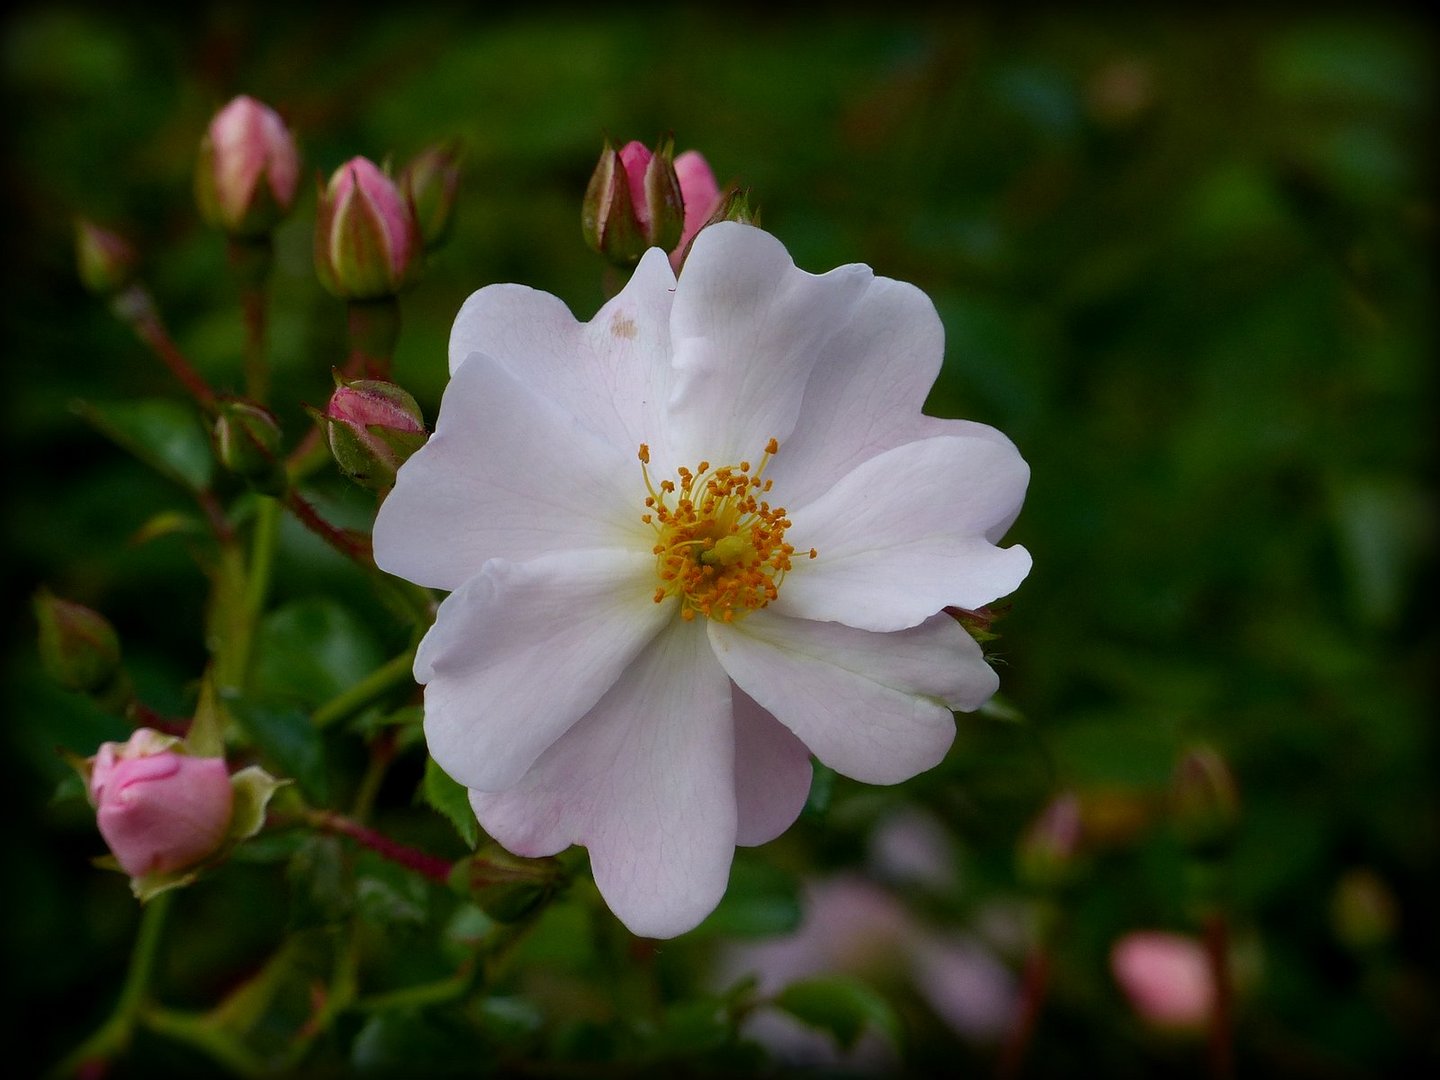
(776, 434), (1032, 632)
(757, 273), (974, 508)
(447, 248), (679, 466)
(732, 685), (813, 847)
(417, 548), (670, 792)
(374, 352), (642, 590)
(470, 620), (735, 939)
(710, 612), (993, 784)
(665, 223), (873, 468)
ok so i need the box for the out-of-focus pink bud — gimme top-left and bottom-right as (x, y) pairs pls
(195, 95), (300, 238)
(400, 141), (462, 252)
(320, 377), (427, 491)
(1111, 931), (1214, 1031)
(1172, 745), (1240, 855)
(34, 588), (122, 695)
(1331, 867), (1398, 952)
(88, 730), (234, 879)
(315, 156), (422, 300)
(1017, 791), (1083, 891)
(582, 137), (684, 265)
(74, 219), (138, 296)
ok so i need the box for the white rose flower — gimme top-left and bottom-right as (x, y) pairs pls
(374, 223), (1031, 938)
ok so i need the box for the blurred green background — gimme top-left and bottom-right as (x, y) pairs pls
(2, 5), (1434, 1076)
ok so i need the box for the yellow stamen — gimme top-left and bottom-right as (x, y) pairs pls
(639, 439), (810, 622)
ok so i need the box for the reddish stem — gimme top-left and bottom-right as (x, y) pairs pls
(304, 809), (452, 885)
(240, 283), (269, 404)
(284, 489), (373, 564)
(996, 948), (1051, 1080)
(117, 287), (218, 411)
(1204, 912), (1235, 1080)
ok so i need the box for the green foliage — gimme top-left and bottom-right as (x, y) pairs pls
(774, 974), (903, 1052)
(2, 6), (1434, 1078)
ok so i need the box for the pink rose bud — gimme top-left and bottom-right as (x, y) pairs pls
(89, 730), (234, 878)
(582, 136), (684, 266)
(314, 156), (422, 300)
(1110, 931), (1214, 1031)
(74, 218), (138, 296)
(195, 95), (300, 238)
(34, 588), (122, 694)
(321, 377), (427, 491)
(671, 150), (722, 266)
(399, 140), (462, 252)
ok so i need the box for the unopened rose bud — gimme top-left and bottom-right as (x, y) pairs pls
(75, 219), (138, 297)
(314, 156), (422, 301)
(1171, 745), (1240, 856)
(88, 730), (234, 879)
(400, 141), (461, 252)
(1017, 791), (1083, 891)
(1110, 931), (1214, 1032)
(34, 589), (122, 694)
(320, 377), (427, 491)
(212, 399), (284, 492)
(195, 95), (300, 238)
(582, 137), (684, 265)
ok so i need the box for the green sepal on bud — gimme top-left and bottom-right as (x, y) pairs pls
(672, 184), (761, 273)
(1016, 791), (1084, 893)
(34, 588), (124, 696)
(314, 373), (427, 491)
(582, 136), (685, 266)
(400, 140), (462, 253)
(449, 844), (566, 923)
(117, 764), (288, 903)
(75, 218), (139, 297)
(212, 399), (285, 494)
(1171, 745), (1240, 858)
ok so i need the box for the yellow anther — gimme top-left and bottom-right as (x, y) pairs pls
(638, 438), (810, 622)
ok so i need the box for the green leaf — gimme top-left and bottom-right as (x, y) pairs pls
(228, 698), (328, 802)
(773, 974), (903, 1052)
(72, 397), (213, 491)
(355, 851), (430, 930)
(351, 1009), (481, 1074)
(419, 756), (478, 849)
(253, 598), (384, 710)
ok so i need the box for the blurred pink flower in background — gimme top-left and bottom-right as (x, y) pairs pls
(716, 874), (1020, 1065)
(1111, 931), (1215, 1031)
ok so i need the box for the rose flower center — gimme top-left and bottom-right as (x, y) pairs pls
(638, 438), (816, 623)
